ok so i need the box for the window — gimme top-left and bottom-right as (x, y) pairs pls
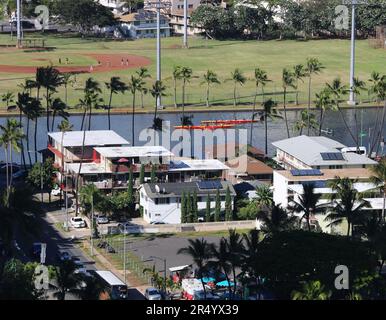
(155, 198), (170, 205)
(188, 4), (193, 8)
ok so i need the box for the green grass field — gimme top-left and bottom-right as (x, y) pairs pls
(0, 33), (386, 111)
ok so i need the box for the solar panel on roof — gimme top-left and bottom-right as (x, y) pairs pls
(197, 180), (223, 190)
(291, 169), (323, 177)
(321, 152), (344, 161)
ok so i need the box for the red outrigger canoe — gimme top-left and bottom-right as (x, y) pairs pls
(201, 119), (259, 125)
(174, 124), (235, 130)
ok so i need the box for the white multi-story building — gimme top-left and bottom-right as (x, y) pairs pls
(140, 180), (236, 224)
(272, 135), (376, 170)
(119, 10), (171, 39)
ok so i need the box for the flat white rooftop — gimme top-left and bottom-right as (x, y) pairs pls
(94, 146), (174, 158)
(48, 130), (129, 147)
(169, 158), (230, 172)
(67, 163), (111, 174)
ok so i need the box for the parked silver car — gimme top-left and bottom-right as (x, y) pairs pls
(145, 287), (162, 300)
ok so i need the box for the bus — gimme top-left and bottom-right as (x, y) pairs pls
(93, 270), (129, 300)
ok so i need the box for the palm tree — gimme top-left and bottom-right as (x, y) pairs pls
(257, 205), (297, 235)
(61, 73), (75, 105)
(315, 88), (335, 136)
(293, 64), (306, 106)
(105, 77), (128, 130)
(229, 69), (246, 117)
(58, 119), (73, 204)
(150, 80), (167, 138)
(259, 99), (282, 156)
(226, 229), (244, 295)
(19, 95), (43, 165)
(172, 65), (182, 108)
(326, 177), (370, 237)
(352, 77), (366, 148)
(80, 78), (102, 130)
(136, 67), (151, 109)
(289, 183), (324, 231)
(305, 58), (324, 135)
(0, 119), (24, 203)
(18, 79), (37, 96)
(369, 159), (386, 222)
(15, 92), (27, 169)
(177, 238), (212, 299)
(250, 68), (270, 145)
(255, 185), (273, 213)
(1, 91), (14, 110)
(36, 66), (63, 132)
(201, 70), (220, 108)
(50, 98), (69, 132)
(208, 238), (233, 296)
(326, 78), (357, 145)
(128, 75), (145, 146)
(180, 66), (193, 126)
(282, 68), (296, 138)
(291, 281), (331, 300)
(53, 259), (83, 300)
(293, 109), (318, 136)
(143, 265), (165, 291)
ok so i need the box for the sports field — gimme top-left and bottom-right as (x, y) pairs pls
(0, 33), (386, 112)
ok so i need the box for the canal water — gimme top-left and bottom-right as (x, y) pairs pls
(0, 107), (384, 163)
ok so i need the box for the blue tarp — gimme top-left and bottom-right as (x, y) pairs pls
(216, 280), (234, 287)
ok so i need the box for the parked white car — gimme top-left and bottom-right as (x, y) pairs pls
(145, 287), (162, 300)
(70, 217), (86, 228)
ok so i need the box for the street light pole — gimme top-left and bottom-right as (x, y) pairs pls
(183, 0), (188, 48)
(348, 1), (356, 105)
(90, 193), (94, 257)
(16, 0), (21, 48)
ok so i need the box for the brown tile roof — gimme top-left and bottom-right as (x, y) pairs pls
(226, 155), (273, 175)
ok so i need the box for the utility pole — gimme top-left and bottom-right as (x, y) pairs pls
(183, 0), (188, 48)
(144, 0), (171, 108)
(16, 0), (21, 48)
(90, 193), (94, 256)
(123, 230), (126, 284)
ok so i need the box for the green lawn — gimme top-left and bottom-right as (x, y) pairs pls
(0, 33), (386, 111)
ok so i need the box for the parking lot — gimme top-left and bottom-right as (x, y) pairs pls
(117, 235), (222, 273)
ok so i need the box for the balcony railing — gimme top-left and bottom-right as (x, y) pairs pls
(111, 163), (169, 173)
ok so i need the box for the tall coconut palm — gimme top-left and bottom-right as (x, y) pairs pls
(18, 79), (37, 96)
(305, 58), (324, 135)
(150, 80), (167, 142)
(180, 66), (193, 126)
(229, 68), (247, 118)
(18, 94), (43, 166)
(79, 78), (102, 131)
(201, 70), (220, 108)
(282, 68), (296, 138)
(105, 77), (128, 130)
(326, 78), (357, 144)
(172, 65), (182, 108)
(369, 159), (386, 222)
(250, 68), (270, 145)
(178, 238), (212, 299)
(128, 75), (145, 146)
(293, 64), (306, 106)
(326, 177), (370, 238)
(226, 229), (244, 295)
(289, 183), (324, 231)
(257, 204), (297, 235)
(291, 280), (331, 300)
(259, 99), (282, 156)
(208, 238), (233, 296)
(61, 73), (75, 105)
(136, 67), (151, 109)
(36, 66), (63, 132)
(0, 118), (24, 204)
(293, 109), (318, 136)
(15, 92), (27, 169)
(315, 88), (335, 136)
(58, 119), (73, 204)
(352, 77), (366, 149)
(50, 98), (69, 132)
